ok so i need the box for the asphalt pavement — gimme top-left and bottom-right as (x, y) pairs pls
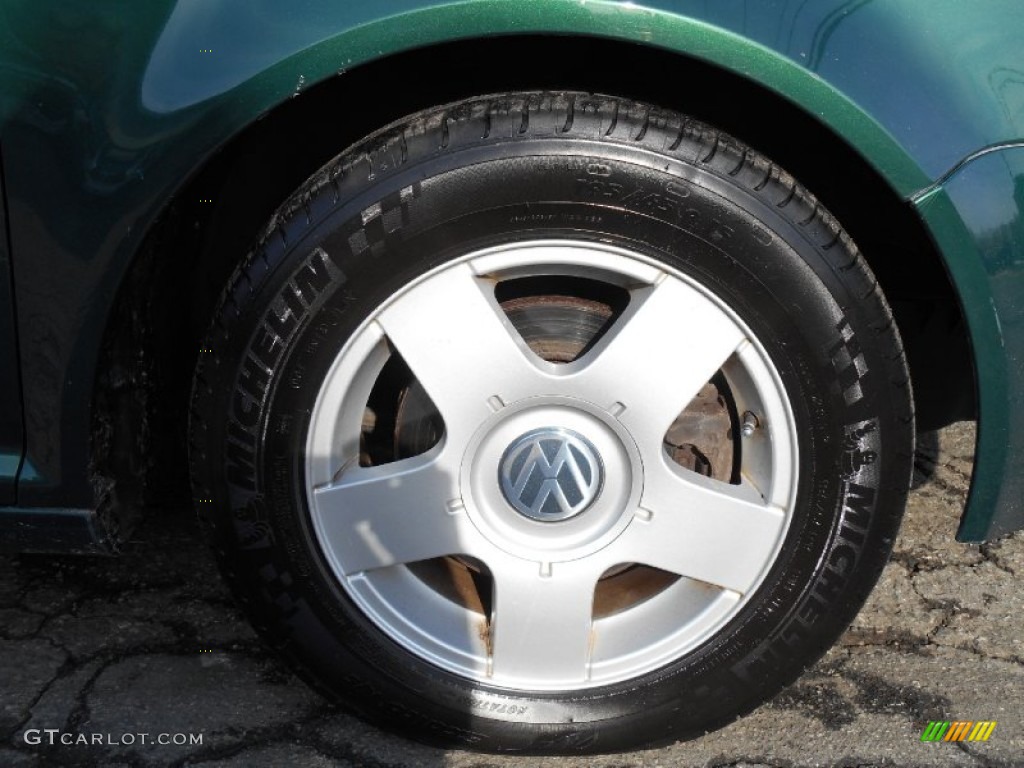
(1, 422), (1021, 767)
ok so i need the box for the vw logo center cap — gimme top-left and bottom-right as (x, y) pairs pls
(498, 428), (603, 521)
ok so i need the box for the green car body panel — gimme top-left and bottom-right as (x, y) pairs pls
(915, 146), (1024, 540)
(0, 0), (1022, 542)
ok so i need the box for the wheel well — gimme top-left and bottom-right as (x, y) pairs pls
(93, 35), (974, 519)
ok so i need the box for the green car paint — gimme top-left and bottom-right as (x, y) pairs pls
(0, 0), (1022, 538)
(915, 144), (1024, 540)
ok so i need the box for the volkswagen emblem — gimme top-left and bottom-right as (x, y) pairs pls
(498, 428), (603, 521)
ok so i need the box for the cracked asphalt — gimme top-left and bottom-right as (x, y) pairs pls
(1, 422), (1021, 767)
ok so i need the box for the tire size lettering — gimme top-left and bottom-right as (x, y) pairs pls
(576, 177), (623, 200)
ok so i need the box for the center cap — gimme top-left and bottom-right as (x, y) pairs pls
(498, 428), (604, 522)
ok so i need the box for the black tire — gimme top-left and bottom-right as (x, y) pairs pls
(189, 92), (913, 754)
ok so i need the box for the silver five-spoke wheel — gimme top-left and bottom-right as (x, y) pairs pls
(306, 240), (797, 690)
(193, 92), (912, 752)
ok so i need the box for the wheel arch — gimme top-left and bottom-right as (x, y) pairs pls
(90, 32), (975, 537)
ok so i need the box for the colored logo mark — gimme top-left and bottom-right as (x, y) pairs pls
(921, 721), (996, 742)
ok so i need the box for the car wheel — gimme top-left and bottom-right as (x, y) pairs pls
(189, 92), (913, 753)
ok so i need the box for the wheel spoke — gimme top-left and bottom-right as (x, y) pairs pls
(311, 453), (479, 574)
(605, 460), (786, 595)
(489, 558), (599, 686)
(566, 278), (745, 449)
(376, 262), (548, 443)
